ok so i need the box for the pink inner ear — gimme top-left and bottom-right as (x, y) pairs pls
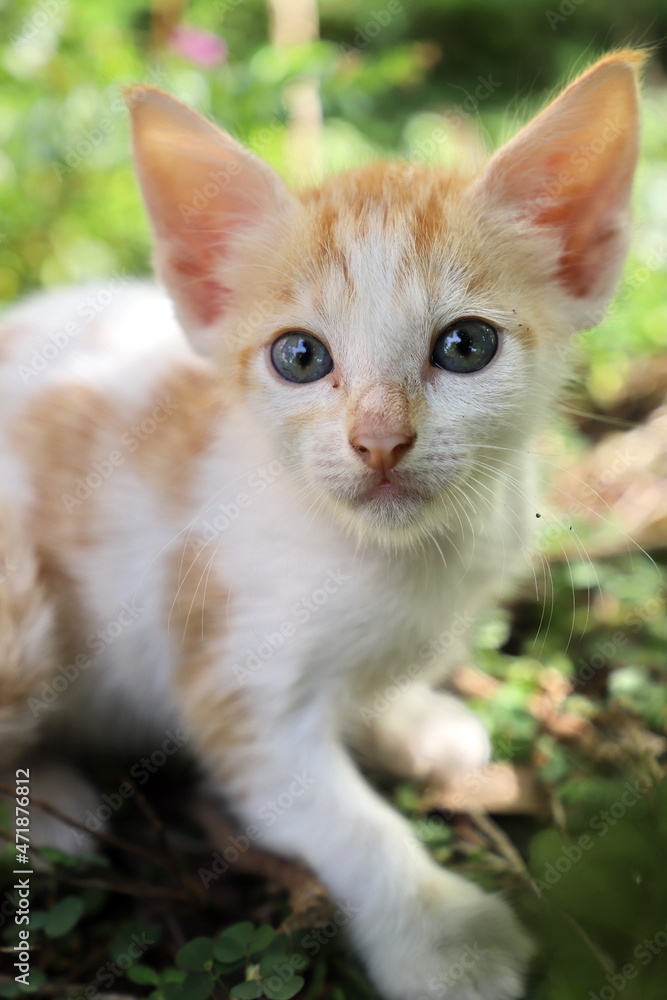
(169, 251), (232, 328)
(534, 156), (635, 299)
(127, 87), (293, 339)
(476, 54), (643, 309)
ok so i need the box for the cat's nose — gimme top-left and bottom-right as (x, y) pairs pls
(350, 432), (415, 474)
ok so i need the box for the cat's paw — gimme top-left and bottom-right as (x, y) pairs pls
(359, 685), (491, 784)
(365, 879), (532, 1000)
(403, 691), (491, 783)
(18, 763), (104, 866)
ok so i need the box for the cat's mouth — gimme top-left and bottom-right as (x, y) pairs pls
(317, 464), (438, 532)
(365, 474), (410, 499)
(356, 471), (431, 508)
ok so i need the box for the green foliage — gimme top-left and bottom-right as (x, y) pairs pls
(120, 924), (307, 1000)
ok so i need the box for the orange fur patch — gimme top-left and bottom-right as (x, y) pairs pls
(129, 366), (225, 506)
(12, 364), (226, 553)
(168, 543), (251, 780)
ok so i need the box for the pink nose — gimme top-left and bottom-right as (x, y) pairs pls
(350, 432), (415, 474)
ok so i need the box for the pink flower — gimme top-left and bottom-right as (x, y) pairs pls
(170, 26), (227, 67)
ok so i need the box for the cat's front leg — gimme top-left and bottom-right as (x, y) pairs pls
(200, 706), (531, 1000)
(350, 683), (492, 786)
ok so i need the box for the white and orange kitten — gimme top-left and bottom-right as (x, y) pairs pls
(0, 51), (644, 1000)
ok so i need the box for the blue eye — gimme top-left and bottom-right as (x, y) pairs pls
(431, 319), (498, 373)
(271, 332), (334, 384)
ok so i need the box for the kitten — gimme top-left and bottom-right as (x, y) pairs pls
(0, 50), (644, 1000)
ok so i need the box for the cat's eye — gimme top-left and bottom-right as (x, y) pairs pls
(431, 319), (498, 374)
(271, 331), (334, 384)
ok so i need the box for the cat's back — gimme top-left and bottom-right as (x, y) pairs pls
(0, 280), (189, 394)
(0, 280), (216, 509)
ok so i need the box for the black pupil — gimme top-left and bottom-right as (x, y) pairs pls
(290, 338), (312, 368)
(447, 329), (472, 356)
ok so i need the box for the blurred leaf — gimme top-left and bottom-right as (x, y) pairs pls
(43, 896), (84, 937)
(175, 936), (215, 971)
(230, 984), (264, 1000)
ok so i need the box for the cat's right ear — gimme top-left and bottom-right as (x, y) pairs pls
(125, 86), (294, 353)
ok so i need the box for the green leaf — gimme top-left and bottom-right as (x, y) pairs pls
(1, 969), (47, 995)
(162, 986), (185, 1000)
(37, 845), (80, 868)
(161, 974), (214, 1000)
(108, 920), (159, 963)
(181, 973), (215, 1000)
(175, 936), (215, 971)
(259, 953), (288, 979)
(162, 969), (187, 983)
(127, 964), (161, 986)
(26, 910), (47, 931)
(224, 921), (256, 947)
(250, 925), (275, 954)
(213, 932), (247, 963)
(44, 896), (85, 937)
(230, 983), (264, 1000)
(262, 976), (304, 999)
(28, 971), (46, 989)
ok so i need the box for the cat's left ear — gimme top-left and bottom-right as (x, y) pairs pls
(471, 50), (645, 328)
(125, 86), (295, 352)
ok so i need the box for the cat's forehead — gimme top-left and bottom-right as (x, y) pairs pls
(278, 165), (485, 362)
(298, 162), (469, 272)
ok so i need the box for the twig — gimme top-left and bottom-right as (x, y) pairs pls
(39, 870), (196, 901)
(0, 781), (176, 874)
(471, 812), (537, 889)
(125, 776), (203, 898)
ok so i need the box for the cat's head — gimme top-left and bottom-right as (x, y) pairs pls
(126, 52), (643, 544)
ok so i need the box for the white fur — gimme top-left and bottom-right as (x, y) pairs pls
(0, 54), (642, 997)
(1, 279), (535, 997)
